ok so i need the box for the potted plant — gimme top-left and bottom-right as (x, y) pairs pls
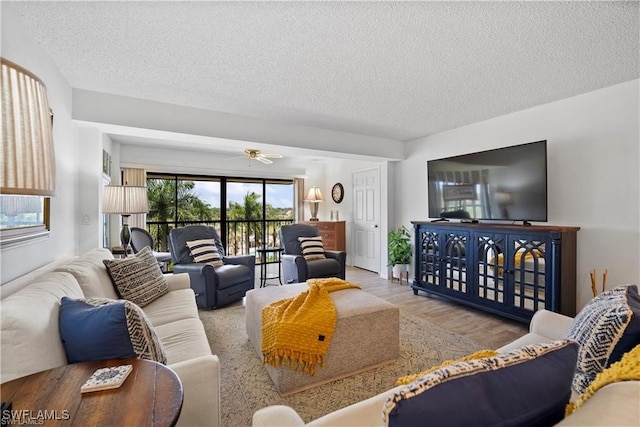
(388, 226), (412, 279)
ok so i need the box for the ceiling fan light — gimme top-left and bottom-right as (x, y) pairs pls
(241, 148), (282, 164)
(244, 148), (258, 158)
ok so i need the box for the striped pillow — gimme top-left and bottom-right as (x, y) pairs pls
(298, 236), (326, 260)
(186, 239), (224, 267)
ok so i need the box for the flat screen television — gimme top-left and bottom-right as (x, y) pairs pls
(427, 140), (547, 222)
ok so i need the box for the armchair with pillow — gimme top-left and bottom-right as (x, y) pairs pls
(279, 224), (346, 284)
(168, 225), (255, 309)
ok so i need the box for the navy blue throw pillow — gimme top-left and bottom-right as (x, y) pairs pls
(59, 297), (136, 362)
(59, 297), (167, 364)
(383, 340), (579, 427)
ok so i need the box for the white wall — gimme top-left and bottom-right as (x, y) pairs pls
(398, 79), (640, 310)
(1, 8), (79, 283)
(76, 127), (105, 253)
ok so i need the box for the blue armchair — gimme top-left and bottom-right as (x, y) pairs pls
(168, 225), (255, 309)
(279, 224), (346, 284)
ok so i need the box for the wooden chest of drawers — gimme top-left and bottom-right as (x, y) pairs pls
(300, 221), (346, 251)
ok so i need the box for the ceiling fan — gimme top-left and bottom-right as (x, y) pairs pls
(240, 148), (283, 164)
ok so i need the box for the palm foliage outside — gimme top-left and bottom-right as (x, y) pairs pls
(146, 178), (293, 254)
(227, 191), (262, 255)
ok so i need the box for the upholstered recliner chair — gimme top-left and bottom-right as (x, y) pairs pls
(168, 225), (255, 309)
(279, 224), (346, 284)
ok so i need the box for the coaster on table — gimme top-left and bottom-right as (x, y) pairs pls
(80, 364), (133, 393)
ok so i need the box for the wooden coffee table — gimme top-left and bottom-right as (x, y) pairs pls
(1, 358), (183, 426)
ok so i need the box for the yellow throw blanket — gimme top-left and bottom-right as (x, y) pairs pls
(261, 278), (361, 376)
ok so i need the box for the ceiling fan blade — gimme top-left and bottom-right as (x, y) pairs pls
(239, 148), (279, 164)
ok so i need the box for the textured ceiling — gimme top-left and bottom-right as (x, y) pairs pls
(4, 1), (639, 143)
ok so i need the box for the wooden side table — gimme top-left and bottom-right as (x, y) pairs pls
(1, 358), (183, 426)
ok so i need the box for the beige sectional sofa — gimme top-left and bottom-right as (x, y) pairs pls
(253, 309), (639, 427)
(1, 248), (220, 427)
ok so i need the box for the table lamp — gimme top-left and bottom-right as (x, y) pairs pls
(102, 185), (149, 256)
(304, 187), (324, 221)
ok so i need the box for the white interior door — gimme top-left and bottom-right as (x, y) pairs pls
(352, 167), (380, 272)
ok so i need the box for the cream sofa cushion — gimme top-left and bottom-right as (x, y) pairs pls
(1, 272), (84, 383)
(54, 248), (118, 299)
(0, 256), (75, 299)
(143, 288), (200, 327)
(557, 382), (640, 426)
(171, 355), (221, 427)
(155, 318), (213, 365)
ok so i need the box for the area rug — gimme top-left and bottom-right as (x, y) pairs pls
(199, 302), (483, 427)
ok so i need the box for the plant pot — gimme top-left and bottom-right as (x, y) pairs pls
(392, 264), (408, 278)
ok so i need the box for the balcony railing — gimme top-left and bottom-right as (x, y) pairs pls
(145, 219), (294, 261)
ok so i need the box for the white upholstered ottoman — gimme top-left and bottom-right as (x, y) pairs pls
(245, 283), (400, 395)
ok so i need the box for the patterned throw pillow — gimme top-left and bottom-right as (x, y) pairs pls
(566, 343), (640, 416)
(59, 297), (167, 364)
(396, 349), (498, 385)
(566, 284), (640, 394)
(298, 236), (326, 260)
(103, 246), (168, 307)
(186, 238), (224, 267)
(383, 340), (579, 427)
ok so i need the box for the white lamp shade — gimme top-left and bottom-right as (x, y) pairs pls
(102, 185), (149, 214)
(304, 187), (324, 202)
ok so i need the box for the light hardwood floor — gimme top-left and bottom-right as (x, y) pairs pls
(344, 266), (528, 349)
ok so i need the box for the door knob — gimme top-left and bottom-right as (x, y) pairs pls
(371, 224), (379, 228)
